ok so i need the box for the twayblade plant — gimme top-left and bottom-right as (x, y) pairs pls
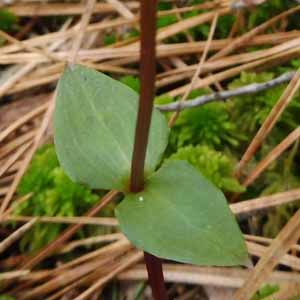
(53, 64), (248, 290)
(54, 2), (248, 299)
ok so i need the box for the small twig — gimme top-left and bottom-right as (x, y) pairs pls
(231, 0), (300, 7)
(230, 0), (267, 10)
(156, 71), (295, 112)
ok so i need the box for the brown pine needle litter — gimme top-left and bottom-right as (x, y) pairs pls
(1, 0), (300, 299)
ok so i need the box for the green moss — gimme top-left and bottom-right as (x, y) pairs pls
(15, 144), (100, 252)
(170, 98), (244, 150)
(0, 9), (18, 32)
(261, 143), (300, 237)
(157, 15), (178, 29)
(247, 0), (292, 29)
(103, 33), (117, 46)
(157, 1), (173, 11)
(228, 71), (300, 146)
(252, 284), (280, 300)
(154, 94), (175, 105)
(0, 296), (15, 300)
(168, 145), (245, 193)
(119, 75), (140, 93)
(124, 28), (140, 39)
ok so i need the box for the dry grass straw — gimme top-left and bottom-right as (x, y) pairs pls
(231, 188), (300, 216)
(0, 97), (54, 216)
(243, 127), (300, 187)
(105, 0), (135, 19)
(209, 5), (300, 61)
(0, 0), (94, 217)
(60, 233), (124, 253)
(0, 103), (48, 143)
(72, 250), (143, 300)
(18, 241), (133, 300)
(0, 131), (37, 160)
(2, 215), (118, 226)
(1, 0), (300, 297)
(236, 70), (300, 176)
(1, 193), (33, 219)
(0, 142), (32, 177)
(245, 234), (300, 253)
(246, 241), (300, 271)
(0, 218), (37, 254)
(0, 19), (72, 99)
(20, 190), (119, 270)
(168, 12), (219, 127)
(118, 264), (300, 287)
(56, 239), (131, 272)
(234, 210), (300, 300)
(7, 2), (219, 17)
(0, 270), (30, 281)
(5, 2), (139, 16)
(70, 0), (96, 65)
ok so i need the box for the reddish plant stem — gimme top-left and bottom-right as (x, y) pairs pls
(15, 16), (40, 40)
(144, 252), (168, 300)
(130, 1), (168, 300)
(130, 0), (158, 193)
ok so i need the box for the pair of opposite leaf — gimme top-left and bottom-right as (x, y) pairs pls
(54, 64), (248, 266)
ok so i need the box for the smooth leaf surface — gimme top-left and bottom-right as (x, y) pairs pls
(116, 160), (248, 266)
(54, 64), (169, 191)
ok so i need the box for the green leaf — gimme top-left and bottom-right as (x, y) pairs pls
(54, 64), (169, 191)
(116, 160), (248, 266)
